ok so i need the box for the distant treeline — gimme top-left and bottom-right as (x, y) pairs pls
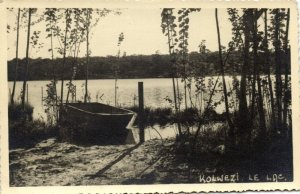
(7, 51), (290, 81)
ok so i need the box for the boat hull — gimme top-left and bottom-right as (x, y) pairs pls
(59, 103), (136, 145)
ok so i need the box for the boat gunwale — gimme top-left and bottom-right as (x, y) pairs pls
(64, 103), (136, 116)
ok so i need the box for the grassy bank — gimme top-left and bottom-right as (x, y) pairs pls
(125, 106), (227, 127)
(9, 103), (58, 149)
(170, 119), (293, 183)
(8, 103), (293, 183)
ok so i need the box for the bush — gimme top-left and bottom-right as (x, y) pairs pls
(176, 107), (198, 125)
(9, 119), (59, 149)
(8, 103), (58, 149)
(125, 106), (227, 126)
(8, 103), (33, 121)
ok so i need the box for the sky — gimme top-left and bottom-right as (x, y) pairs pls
(7, 8), (233, 60)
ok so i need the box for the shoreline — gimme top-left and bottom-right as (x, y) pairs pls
(9, 136), (293, 186)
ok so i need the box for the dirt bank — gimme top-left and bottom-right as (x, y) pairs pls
(9, 138), (189, 186)
(10, 135), (293, 186)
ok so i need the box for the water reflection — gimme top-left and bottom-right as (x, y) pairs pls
(8, 78), (225, 121)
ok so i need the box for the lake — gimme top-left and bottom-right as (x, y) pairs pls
(7, 76), (276, 141)
(8, 77), (229, 120)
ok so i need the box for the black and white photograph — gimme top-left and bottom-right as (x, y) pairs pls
(1, 0), (300, 193)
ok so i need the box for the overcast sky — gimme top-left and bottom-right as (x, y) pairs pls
(7, 8), (233, 60)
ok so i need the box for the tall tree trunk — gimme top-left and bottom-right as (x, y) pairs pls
(167, 26), (178, 112)
(283, 8), (290, 132)
(253, 9), (267, 140)
(50, 19), (57, 94)
(21, 8), (32, 108)
(66, 41), (80, 103)
(11, 8), (20, 105)
(176, 77), (181, 111)
(215, 8), (235, 147)
(182, 35), (188, 110)
(114, 72), (118, 106)
(114, 52), (118, 106)
(60, 9), (70, 105)
(114, 62), (119, 106)
(50, 18), (58, 121)
(238, 9), (251, 145)
(250, 65), (257, 122)
(84, 10), (90, 103)
(166, 18), (182, 136)
(274, 9), (283, 132)
(249, 9), (257, 124)
(184, 65), (188, 109)
(264, 10), (276, 132)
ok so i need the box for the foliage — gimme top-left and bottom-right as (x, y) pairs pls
(126, 106), (226, 127)
(9, 102), (33, 121)
(43, 80), (60, 125)
(6, 8), (293, 182)
(8, 102), (58, 149)
(8, 51), (286, 81)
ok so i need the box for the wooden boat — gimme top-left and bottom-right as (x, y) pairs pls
(59, 102), (136, 144)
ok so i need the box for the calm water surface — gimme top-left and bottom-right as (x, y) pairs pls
(7, 77), (254, 140)
(8, 78), (228, 119)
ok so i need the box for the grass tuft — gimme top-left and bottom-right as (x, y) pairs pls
(8, 102), (58, 149)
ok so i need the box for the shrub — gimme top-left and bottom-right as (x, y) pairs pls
(8, 103), (33, 121)
(8, 103), (58, 149)
(125, 106), (227, 126)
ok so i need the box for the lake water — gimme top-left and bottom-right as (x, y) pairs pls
(8, 77), (228, 120)
(8, 76), (277, 140)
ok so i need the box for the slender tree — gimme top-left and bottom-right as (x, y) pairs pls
(114, 32), (124, 106)
(178, 8), (189, 109)
(273, 9), (283, 132)
(177, 8), (200, 109)
(283, 8), (290, 132)
(60, 9), (72, 105)
(249, 12), (257, 123)
(161, 8), (182, 136)
(45, 8), (60, 123)
(66, 8), (86, 103)
(264, 9), (276, 132)
(237, 9), (251, 145)
(21, 8), (32, 108)
(10, 8), (21, 105)
(252, 9), (267, 140)
(161, 9), (178, 111)
(81, 8), (112, 103)
(84, 8), (92, 103)
(215, 8), (235, 147)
